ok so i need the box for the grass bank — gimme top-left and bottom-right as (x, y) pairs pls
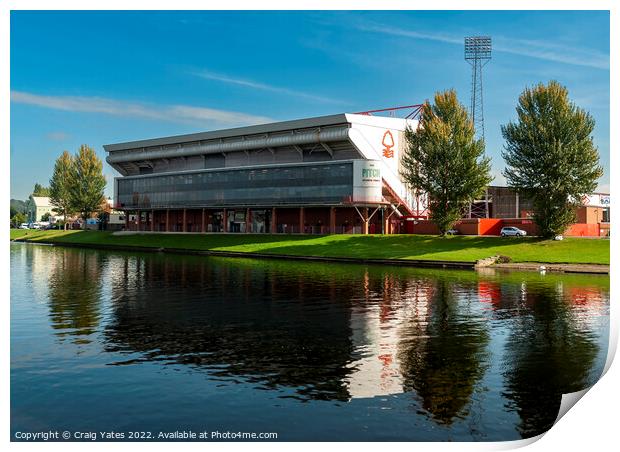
(10, 229), (610, 265)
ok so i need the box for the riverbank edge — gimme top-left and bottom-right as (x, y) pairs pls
(493, 262), (610, 274)
(11, 237), (610, 274)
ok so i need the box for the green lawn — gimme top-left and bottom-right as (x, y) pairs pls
(10, 229), (610, 265)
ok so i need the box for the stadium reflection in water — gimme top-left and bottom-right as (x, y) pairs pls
(11, 243), (609, 441)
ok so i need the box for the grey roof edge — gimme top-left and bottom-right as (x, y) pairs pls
(103, 113), (350, 153)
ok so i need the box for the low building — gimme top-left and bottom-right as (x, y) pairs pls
(464, 186), (610, 224)
(26, 196), (57, 222)
(465, 186), (534, 219)
(405, 187), (610, 237)
(103, 198), (127, 231)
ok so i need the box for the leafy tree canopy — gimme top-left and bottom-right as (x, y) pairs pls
(11, 212), (27, 227)
(502, 81), (603, 238)
(32, 183), (51, 197)
(67, 145), (107, 222)
(49, 150), (75, 230)
(401, 89), (492, 234)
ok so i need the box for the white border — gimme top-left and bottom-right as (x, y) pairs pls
(2, 2), (616, 451)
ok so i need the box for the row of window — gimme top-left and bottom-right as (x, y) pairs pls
(117, 163), (354, 208)
(122, 164), (352, 192)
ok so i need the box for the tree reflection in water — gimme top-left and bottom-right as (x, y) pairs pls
(501, 279), (600, 438)
(44, 247), (104, 344)
(397, 277), (490, 426)
(103, 255), (359, 401)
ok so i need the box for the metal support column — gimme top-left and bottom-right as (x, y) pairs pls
(223, 209), (228, 232)
(151, 210), (155, 232)
(383, 209), (389, 235)
(182, 209), (187, 232)
(485, 188), (489, 218)
(165, 209), (170, 232)
(271, 207), (277, 233)
(201, 208), (206, 233)
(330, 207), (336, 234)
(137, 210), (141, 231)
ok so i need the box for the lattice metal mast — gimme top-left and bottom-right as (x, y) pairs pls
(464, 36), (492, 141)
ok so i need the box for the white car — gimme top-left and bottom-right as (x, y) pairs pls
(19, 223), (29, 229)
(500, 226), (527, 237)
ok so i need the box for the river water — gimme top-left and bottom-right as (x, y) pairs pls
(10, 242), (609, 441)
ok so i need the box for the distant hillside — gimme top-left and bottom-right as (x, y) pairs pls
(10, 199), (27, 217)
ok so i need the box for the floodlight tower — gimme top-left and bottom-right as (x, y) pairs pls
(464, 36), (492, 140)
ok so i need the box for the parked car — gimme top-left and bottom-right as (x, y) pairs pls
(19, 223), (29, 229)
(500, 226), (527, 237)
(446, 229), (459, 235)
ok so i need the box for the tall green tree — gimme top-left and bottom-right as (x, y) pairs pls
(68, 145), (107, 224)
(502, 81), (603, 238)
(32, 183), (51, 197)
(49, 151), (75, 230)
(10, 199), (27, 220)
(11, 212), (27, 228)
(401, 90), (492, 235)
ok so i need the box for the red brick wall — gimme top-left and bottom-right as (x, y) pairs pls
(404, 218), (479, 235)
(404, 219), (441, 234)
(565, 223), (600, 237)
(457, 219), (479, 235)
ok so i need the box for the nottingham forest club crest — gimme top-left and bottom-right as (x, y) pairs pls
(382, 130), (395, 158)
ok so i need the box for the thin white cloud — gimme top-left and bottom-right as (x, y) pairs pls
(46, 131), (70, 141)
(191, 70), (347, 104)
(355, 22), (462, 45)
(354, 22), (609, 70)
(11, 91), (273, 127)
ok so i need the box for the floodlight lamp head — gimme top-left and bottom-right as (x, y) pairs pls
(464, 36), (492, 61)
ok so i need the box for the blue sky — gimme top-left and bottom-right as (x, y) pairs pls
(10, 10), (610, 200)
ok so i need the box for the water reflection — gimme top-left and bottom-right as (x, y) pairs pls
(103, 255), (358, 401)
(32, 245), (104, 344)
(500, 280), (602, 437)
(397, 278), (490, 425)
(15, 243), (609, 439)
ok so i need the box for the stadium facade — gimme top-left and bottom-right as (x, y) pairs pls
(105, 113), (423, 234)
